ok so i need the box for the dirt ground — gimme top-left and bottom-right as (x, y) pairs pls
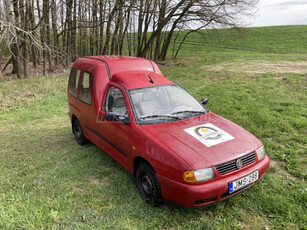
(202, 60), (307, 74)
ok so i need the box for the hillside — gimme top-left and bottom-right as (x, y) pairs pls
(175, 25), (307, 55)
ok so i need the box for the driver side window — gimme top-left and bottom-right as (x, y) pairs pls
(105, 86), (127, 115)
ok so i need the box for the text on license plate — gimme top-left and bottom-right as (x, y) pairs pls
(229, 170), (259, 194)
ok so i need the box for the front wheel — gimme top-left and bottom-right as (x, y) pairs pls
(73, 119), (89, 145)
(136, 163), (163, 206)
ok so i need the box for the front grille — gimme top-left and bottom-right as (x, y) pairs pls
(215, 152), (256, 175)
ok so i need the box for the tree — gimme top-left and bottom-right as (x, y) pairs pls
(23, 0), (30, 79)
(0, 0), (259, 79)
(0, 52), (3, 79)
(4, 0), (22, 78)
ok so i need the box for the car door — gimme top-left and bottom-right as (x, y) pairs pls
(97, 83), (134, 170)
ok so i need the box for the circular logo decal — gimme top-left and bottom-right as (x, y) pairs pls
(194, 126), (223, 140)
(236, 159), (243, 169)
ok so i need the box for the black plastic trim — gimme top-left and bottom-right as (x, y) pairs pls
(85, 125), (128, 157)
(216, 152), (256, 175)
(149, 60), (156, 72)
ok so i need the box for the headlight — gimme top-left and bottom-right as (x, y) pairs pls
(183, 167), (215, 183)
(256, 146), (266, 160)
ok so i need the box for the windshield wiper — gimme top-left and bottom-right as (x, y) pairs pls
(170, 110), (206, 115)
(139, 114), (182, 120)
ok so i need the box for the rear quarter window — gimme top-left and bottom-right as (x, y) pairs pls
(79, 72), (93, 105)
(68, 68), (81, 97)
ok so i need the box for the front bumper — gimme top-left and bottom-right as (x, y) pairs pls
(157, 155), (270, 207)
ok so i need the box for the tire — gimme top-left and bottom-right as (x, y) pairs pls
(136, 163), (163, 206)
(73, 119), (89, 145)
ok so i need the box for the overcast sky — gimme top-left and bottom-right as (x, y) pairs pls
(247, 0), (307, 27)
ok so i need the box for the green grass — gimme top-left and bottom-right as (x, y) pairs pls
(174, 25), (307, 54)
(1, 25), (307, 229)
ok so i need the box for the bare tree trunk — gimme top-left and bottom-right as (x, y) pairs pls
(0, 53), (3, 79)
(137, 0), (144, 56)
(65, 0), (73, 65)
(29, 0), (38, 67)
(160, 1), (194, 60)
(120, 0), (133, 55)
(110, 10), (121, 55)
(153, 0), (167, 60)
(140, 0), (186, 58)
(7, 0), (22, 78)
(78, 0), (83, 57)
(88, 0), (93, 55)
(133, 14), (136, 56)
(94, 0), (99, 55)
(36, 0), (46, 75)
(23, 0), (30, 79)
(103, 0), (119, 54)
(127, 13), (133, 56)
(43, 0), (53, 72)
(72, 0), (77, 59)
(61, 0), (65, 66)
(51, 0), (58, 65)
(99, 0), (106, 54)
(141, 0), (155, 55)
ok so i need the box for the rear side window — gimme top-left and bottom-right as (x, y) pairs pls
(79, 72), (93, 105)
(68, 68), (81, 97)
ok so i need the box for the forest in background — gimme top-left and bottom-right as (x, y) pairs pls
(0, 0), (258, 79)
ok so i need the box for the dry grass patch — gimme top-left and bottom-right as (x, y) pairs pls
(0, 75), (67, 111)
(270, 159), (301, 182)
(202, 61), (307, 74)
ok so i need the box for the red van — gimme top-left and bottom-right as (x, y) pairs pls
(67, 56), (270, 207)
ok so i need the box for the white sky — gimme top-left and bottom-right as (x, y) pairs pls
(247, 0), (307, 27)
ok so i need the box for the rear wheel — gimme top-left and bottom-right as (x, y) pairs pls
(73, 119), (88, 145)
(136, 163), (163, 206)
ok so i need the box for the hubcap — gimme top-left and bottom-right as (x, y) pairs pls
(141, 173), (153, 198)
(75, 124), (81, 139)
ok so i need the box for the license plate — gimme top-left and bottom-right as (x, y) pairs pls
(229, 171), (259, 194)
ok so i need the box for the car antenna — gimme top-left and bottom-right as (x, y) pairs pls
(147, 75), (154, 84)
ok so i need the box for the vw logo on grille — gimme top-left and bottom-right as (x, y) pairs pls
(236, 159), (243, 169)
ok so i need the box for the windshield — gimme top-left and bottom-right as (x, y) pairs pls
(129, 84), (207, 124)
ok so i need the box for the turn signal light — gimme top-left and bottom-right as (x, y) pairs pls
(183, 171), (196, 183)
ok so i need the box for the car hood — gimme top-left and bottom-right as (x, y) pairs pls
(139, 112), (262, 169)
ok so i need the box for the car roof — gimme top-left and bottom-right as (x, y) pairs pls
(83, 55), (146, 63)
(73, 55), (172, 89)
(81, 55), (156, 76)
(112, 71), (175, 89)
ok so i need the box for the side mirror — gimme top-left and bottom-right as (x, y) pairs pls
(105, 112), (119, 121)
(105, 112), (130, 125)
(119, 114), (130, 125)
(200, 97), (209, 106)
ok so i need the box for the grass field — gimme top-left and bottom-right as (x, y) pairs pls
(0, 25), (307, 229)
(174, 25), (307, 55)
